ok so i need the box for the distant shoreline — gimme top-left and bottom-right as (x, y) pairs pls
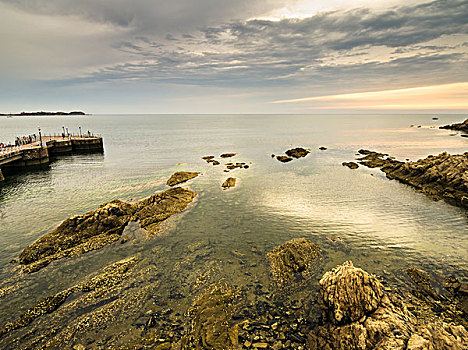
(0, 111), (86, 116)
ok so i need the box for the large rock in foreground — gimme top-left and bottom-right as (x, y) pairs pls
(267, 238), (321, 286)
(356, 150), (468, 208)
(19, 187), (197, 273)
(307, 261), (468, 350)
(440, 118), (468, 133)
(166, 171), (200, 186)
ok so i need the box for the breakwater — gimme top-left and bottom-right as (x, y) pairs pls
(0, 135), (103, 183)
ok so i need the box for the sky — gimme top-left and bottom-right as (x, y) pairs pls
(0, 0), (467, 114)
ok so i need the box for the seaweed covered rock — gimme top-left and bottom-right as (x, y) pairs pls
(267, 238), (321, 286)
(137, 187), (197, 234)
(285, 147), (310, 158)
(166, 171), (200, 186)
(356, 150), (468, 208)
(440, 118), (468, 133)
(181, 283), (241, 349)
(307, 261), (468, 350)
(19, 188), (196, 273)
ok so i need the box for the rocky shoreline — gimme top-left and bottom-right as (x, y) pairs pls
(440, 118), (468, 133)
(1, 237), (466, 349)
(350, 149), (468, 208)
(1, 146), (467, 349)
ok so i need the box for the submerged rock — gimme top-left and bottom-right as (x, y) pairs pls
(440, 118), (468, 133)
(276, 155), (293, 163)
(267, 238), (321, 286)
(18, 187), (196, 273)
(181, 283), (241, 349)
(285, 147), (310, 159)
(307, 261), (468, 350)
(166, 171), (200, 186)
(136, 187), (197, 235)
(222, 177), (236, 190)
(355, 150), (468, 208)
(342, 161), (359, 169)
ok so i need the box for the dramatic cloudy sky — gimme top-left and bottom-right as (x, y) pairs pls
(0, 0), (467, 113)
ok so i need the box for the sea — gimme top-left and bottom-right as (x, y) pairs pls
(0, 114), (467, 339)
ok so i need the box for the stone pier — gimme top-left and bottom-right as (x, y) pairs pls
(0, 135), (104, 184)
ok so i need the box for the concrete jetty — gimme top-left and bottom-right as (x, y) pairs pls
(0, 135), (103, 183)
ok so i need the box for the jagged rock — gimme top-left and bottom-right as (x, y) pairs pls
(440, 119), (468, 133)
(220, 153), (237, 158)
(166, 171), (200, 186)
(342, 162), (359, 169)
(319, 261), (384, 324)
(355, 150), (468, 208)
(181, 283), (241, 349)
(307, 261), (468, 350)
(276, 155), (293, 163)
(267, 238), (321, 286)
(285, 147), (310, 159)
(202, 156), (215, 161)
(222, 177), (236, 190)
(18, 188), (196, 272)
(407, 323), (468, 350)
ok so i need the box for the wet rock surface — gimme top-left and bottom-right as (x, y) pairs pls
(307, 261), (468, 350)
(166, 171), (200, 186)
(222, 177), (236, 190)
(267, 238), (321, 286)
(440, 118), (468, 133)
(18, 187), (197, 273)
(354, 149), (468, 208)
(0, 257), (138, 339)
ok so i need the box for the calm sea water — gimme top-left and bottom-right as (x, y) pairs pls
(0, 114), (467, 327)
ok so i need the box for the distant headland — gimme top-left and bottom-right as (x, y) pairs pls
(0, 111), (86, 116)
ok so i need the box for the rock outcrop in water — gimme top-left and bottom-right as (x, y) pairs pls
(307, 261), (468, 350)
(285, 147), (310, 159)
(18, 187), (197, 273)
(276, 155), (293, 163)
(222, 177), (236, 190)
(166, 171), (200, 186)
(342, 161), (359, 169)
(440, 118), (468, 133)
(355, 150), (468, 208)
(267, 238), (321, 286)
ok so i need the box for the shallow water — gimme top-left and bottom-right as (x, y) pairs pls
(0, 114), (467, 343)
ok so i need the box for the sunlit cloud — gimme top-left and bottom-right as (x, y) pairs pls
(272, 82), (468, 109)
